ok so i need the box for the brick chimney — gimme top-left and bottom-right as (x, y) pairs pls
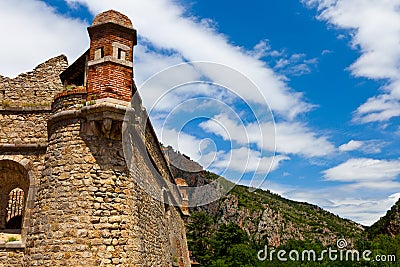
(87, 10), (137, 102)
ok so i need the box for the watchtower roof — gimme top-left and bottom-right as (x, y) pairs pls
(92, 10), (134, 29)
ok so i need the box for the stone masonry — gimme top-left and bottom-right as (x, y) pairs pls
(0, 10), (191, 267)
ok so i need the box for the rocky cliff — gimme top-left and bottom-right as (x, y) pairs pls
(164, 146), (364, 247)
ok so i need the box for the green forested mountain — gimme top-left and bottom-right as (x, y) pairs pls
(367, 198), (400, 238)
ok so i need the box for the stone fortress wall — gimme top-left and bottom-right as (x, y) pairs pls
(0, 9), (191, 267)
(0, 56), (68, 108)
(0, 56), (68, 145)
(0, 56), (69, 264)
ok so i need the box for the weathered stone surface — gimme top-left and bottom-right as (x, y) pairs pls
(0, 247), (24, 267)
(0, 55), (68, 108)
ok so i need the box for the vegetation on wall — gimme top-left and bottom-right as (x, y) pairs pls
(1, 99), (10, 107)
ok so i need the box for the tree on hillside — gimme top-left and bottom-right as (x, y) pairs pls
(186, 211), (214, 264)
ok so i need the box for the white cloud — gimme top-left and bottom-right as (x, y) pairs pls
(158, 127), (209, 165)
(323, 158), (400, 184)
(273, 121), (335, 157)
(339, 140), (363, 152)
(325, 193), (400, 226)
(157, 126), (288, 175)
(270, 181), (400, 225)
(354, 94), (400, 123)
(303, 0), (400, 123)
(134, 43), (186, 86)
(291, 190), (400, 225)
(248, 39), (277, 59)
(0, 0), (89, 77)
(200, 114), (335, 157)
(321, 49), (333, 55)
(339, 139), (386, 154)
(64, 0), (313, 119)
(272, 52), (319, 77)
(212, 147), (289, 174)
(199, 114), (251, 147)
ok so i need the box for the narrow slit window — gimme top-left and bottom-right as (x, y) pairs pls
(94, 47), (104, 60)
(163, 190), (170, 213)
(118, 48), (126, 60)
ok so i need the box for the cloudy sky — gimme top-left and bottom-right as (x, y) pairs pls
(1, 0), (400, 226)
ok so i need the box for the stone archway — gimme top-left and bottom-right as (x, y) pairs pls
(0, 157), (35, 243)
(6, 188), (25, 229)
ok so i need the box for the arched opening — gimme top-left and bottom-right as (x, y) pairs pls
(0, 160), (31, 236)
(5, 188), (25, 229)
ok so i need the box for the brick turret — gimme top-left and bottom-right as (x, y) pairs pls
(87, 10), (137, 102)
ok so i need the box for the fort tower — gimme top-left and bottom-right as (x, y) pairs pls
(0, 10), (190, 267)
(87, 10), (137, 102)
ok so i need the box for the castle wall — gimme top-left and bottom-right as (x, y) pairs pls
(0, 56), (68, 108)
(144, 123), (183, 206)
(0, 246), (24, 267)
(166, 208), (191, 267)
(0, 110), (50, 145)
(25, 116), (129, 266)
(0, 10), (191, 266)
(129, 114), (191, 267)
(0, 55), (67, 145)
(24, 101), (190, 266)
(0, 55), (68, 248)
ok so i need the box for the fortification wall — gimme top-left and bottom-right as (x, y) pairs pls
(0, 56), (68, 252)
(0, 10), (191, 266)
(0, 246), (24, 267)
(0, 55), (68, 108)
(144, 122), (183, 206)
(24, 102), (190, 266)
(0, 110), (50, 145)
(167, 208), (191, 267)
(0, 55), (68, 146)
(26, 115), (132, 266)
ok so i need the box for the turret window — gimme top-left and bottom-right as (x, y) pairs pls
(112, 42), (130, 61)
(94, 47), (104, 60)
(118, 48), (126, 60)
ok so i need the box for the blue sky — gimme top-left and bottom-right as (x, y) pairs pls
(1, 0), (400, 226)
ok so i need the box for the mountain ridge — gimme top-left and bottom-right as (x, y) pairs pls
(162, 145), (400, 266)
(163, 146), (365, 247)
(367, 198), (400, 238)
